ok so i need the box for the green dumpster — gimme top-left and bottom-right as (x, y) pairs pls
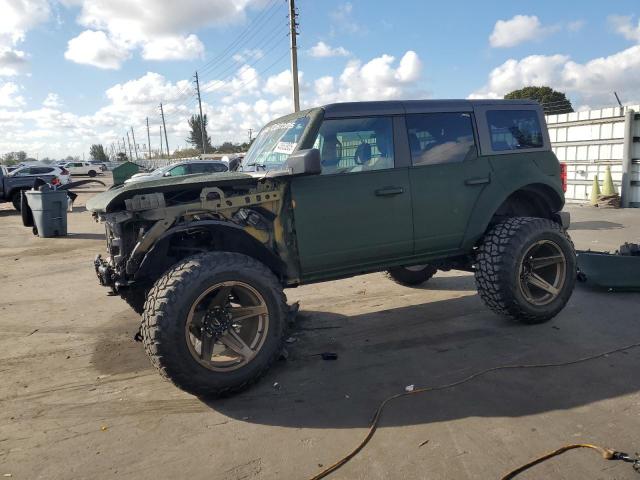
(25, 188), (68, 237)
(111, 162), (140, 186)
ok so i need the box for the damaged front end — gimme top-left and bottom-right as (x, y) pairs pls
(88, 173), (299, 297)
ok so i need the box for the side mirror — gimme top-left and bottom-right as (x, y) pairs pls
(284, 148), (321, 176)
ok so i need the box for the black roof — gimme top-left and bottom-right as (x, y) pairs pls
(321, 99), (539, 118)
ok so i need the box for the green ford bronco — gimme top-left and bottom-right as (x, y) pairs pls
(88, 99), (575, 396)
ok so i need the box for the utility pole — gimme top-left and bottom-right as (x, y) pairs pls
(159, 103), (170, 156)
(130, 127), (139, 161)
(146, 117), (152, 159)
(159, 126), (163, 157)
(194, 71), (207, 154)
(248, 128), (253, 143)
(288, 0), (300, 112)
(126, 131), (133, 161)
(122, 137), (127, 159)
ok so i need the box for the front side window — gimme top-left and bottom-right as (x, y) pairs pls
(313, 117), (394, 174)
(487, 110), (543, 151)
(406, 113), (475, 166)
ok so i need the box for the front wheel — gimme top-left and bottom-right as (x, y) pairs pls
(474, 217), (576, 324)
(142, 252), (287, 397)
(88, 170), (97, 177)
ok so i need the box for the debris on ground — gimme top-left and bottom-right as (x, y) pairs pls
(273, 382), (280, 390)
(320, 352), (338, 361)
(405, 384), (415, 392)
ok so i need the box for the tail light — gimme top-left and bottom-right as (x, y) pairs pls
(560, 163), (567, 192)
(60, 168), (69, 175)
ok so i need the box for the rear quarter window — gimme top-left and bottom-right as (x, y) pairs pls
(486, 110), (543, 151)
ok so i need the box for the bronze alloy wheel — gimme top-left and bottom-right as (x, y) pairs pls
(185, 281), (269, 372)
(518, 239), (567, 306)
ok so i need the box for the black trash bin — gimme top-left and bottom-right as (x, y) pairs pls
(24, 188), (68, 237)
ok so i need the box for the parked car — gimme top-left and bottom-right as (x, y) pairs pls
(124, 160), (228, 184)
(9, 165), (71, 185)
(88, 99), (573, 397)
(63, 161), (100, 177)
(0, 165), (60, 210)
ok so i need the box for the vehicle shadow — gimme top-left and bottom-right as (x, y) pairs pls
(412, 273), (475, 291)
(64, 232), (105, 240)
(570, 220), (624, 231)
(204, 287), (640, 429)
(0, 208), (18, 217)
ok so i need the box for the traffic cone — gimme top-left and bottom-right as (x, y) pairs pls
(601, 165), (616, 196)
(590, 175), (600, 205)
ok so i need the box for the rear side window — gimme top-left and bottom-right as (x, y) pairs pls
(406, 113), (476, 166)
(486, 110), (543, 151)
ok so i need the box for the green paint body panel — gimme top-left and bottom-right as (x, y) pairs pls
(290, 168), (413, 278)
(87, 100), (567, 290)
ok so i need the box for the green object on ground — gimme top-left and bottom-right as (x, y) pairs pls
(601, 166), (616, 196)
(25, 189), (68, 237)
(577, 249), (640, 290)
(590, 175), (601, 205)
(111, 162), (140, 186)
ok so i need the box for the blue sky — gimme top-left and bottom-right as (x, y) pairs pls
(1, 0), (640, 158)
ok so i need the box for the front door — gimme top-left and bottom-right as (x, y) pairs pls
(290, 116), (413, 279)
(405, 112), (491, 253)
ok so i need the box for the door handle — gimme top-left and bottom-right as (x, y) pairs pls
(375, 187), (404, 196)
(464, 176), (491, 186)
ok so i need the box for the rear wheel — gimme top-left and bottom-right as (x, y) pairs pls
(142, 252), (287, 397)
(474, 217), (576, 324)
(386, 264), (437, 286)
(88, 170), (97, 177)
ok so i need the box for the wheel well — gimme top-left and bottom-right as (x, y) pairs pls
(492, 184), (562, 223)
(134, 223), (287, 285)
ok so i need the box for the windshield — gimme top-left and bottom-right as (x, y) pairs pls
(242, 115), (310, 171)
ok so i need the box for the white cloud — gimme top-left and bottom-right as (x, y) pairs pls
(0, 48), (28, 76)
(60, 0), (264, 67)
(609, 15), (640, 43)
(309, 41), (350, 58)
(489, 15), (553, 48)
(232, 49), (263, 63)
(567, 20), (585, 32)
(470, 45), (640, 106)
(329, 2), (363, 34)
(142, 34), (205, 61)
(0, 82), (26, 108)
(0, 0), (50, 45)
(264, 70), (292, 96)
(64, 30), (131, 69)
(42, 93), (62, 108)
(313, 50), (423, 103)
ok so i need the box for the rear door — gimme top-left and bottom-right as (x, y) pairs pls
(405, 111), (491, 253)
(290, 116), (413, 279)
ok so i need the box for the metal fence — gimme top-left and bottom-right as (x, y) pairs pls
(546, 105), (640, 207)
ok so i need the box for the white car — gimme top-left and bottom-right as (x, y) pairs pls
(63, 161), (100, 177)
(9, 165), (71, 185)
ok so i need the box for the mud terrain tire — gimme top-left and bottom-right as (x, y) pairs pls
(142, 252), (287, 397)
(386, 265), (437, 286)
(475, 217), (575, 324)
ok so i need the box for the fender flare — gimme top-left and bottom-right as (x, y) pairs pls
(134, 220), (287, 283)
(462, 182), (564, 250)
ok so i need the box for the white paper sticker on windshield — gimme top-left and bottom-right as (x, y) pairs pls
(274, 141), (297, 154)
